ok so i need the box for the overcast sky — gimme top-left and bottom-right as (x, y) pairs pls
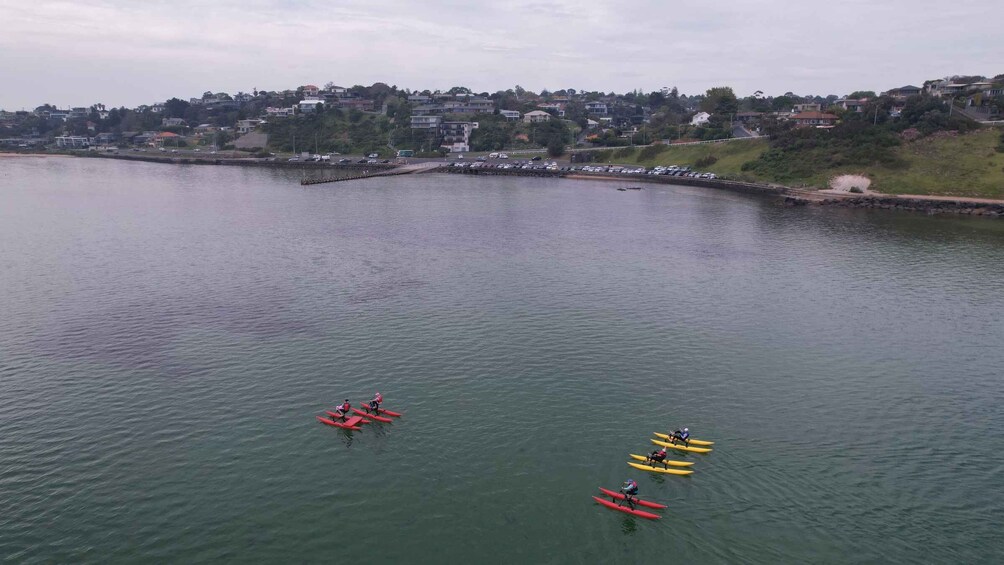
(1, 0), (1001, 110)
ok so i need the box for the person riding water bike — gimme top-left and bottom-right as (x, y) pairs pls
(366, 392), (383, 413)
(646, 447), (669, 467)
(619, 479), (639, 510)
(332, 399), (351, 418)
(672, 427), (690, 447)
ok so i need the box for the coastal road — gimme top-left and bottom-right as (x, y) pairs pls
(732, 123), (758, 138)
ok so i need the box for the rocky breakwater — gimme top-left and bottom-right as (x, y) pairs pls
(817, 195), (1004, 217)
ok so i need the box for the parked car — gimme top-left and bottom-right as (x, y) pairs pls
(531, 156), (542, 161)
(367, 153), (379, 158)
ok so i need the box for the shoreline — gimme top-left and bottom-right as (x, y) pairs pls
(9, 151), (1003, 218)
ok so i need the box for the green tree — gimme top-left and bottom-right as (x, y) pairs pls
(547, 137), (564, 157)
(700, 87), (739, 116)
(771, 96), (794, 111)
(163, 98), (190, 119)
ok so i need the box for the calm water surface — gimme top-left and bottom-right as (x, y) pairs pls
(1, 157), (1003, 563)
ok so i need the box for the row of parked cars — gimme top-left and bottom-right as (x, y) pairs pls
(450, 161), (562, 171)
(448, 161), (717, 179)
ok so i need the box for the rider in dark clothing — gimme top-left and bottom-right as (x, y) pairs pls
(646, 447), (668, 466)
(620, 479), (639, 509)
(672, 427), (690, 447)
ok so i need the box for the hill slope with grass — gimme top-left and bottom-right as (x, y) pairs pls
(848, 129), (1004, 198)
(590, 127), (1004, 199)
(589, 139), (769, 177)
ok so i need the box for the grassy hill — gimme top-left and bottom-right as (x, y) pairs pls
(597, 128), (1004, 199)
(834, 128), (1004, 198)
(589, 139), (769, 177)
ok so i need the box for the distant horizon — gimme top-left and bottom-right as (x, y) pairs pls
(1, 0), (1002, 110)
(3, 73), (998, 113)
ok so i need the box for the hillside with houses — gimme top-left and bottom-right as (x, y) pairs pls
(2, 75), (1002, 195)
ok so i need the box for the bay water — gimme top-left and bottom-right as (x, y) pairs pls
(1, 157), (1003, 563)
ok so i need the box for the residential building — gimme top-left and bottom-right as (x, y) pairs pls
(441, 97), (494, 115)
(523, 110), (551, 123)
(265, 107), (296, 118)
(500, 110), (521, 121)
(236, 119), (262, 135)
(154, 131), (182, 145)
(298, 99), (324, 113)
(925, 79), (973, 98)
(883, 85), (922, 100)
(55, 136), (90, 148)
(94, 132), (118, 145)
(161, 117), (187, 128)
(412, 104), (446, 116)
(302, 85), (320, 97)
(690, 111), (710, 126)
(463, 97), (495, 113)
(735, 111), (762, 124)
(410, 115), (442, 130)
(443, 121), (477, 144)
(440, 121), (478, 151)
(132, 131), (158, 145)
(836, 98), (868, 112)
(791, 111), (839, 127)
(793, 103), (821, 113)
(336, 98), (375, 112)
(538, 103), (565, 117)
(585, 101), (608, 115)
